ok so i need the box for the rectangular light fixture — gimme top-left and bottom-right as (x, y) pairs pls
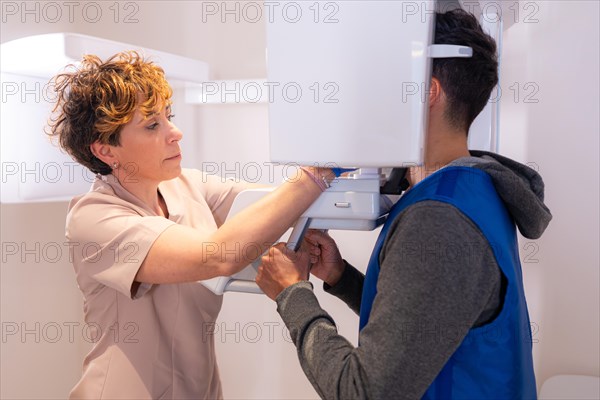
(0, 32), (209, 83)
(0, 33), (209, 203)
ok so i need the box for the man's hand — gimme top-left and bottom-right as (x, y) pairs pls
(256, 242), (312, 300)
(304, 230), (345, 287)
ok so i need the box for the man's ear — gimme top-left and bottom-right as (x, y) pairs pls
(429, 77), (443, 107)
(90, 141), (117, 166)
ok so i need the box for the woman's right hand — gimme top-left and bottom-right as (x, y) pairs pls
(301, 167), (335, 191)
(303, 229), (345, 287)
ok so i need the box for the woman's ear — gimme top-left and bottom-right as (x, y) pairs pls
(90, 141), (117, 166)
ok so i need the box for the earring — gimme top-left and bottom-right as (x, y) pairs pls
(112, 161), (119, 169)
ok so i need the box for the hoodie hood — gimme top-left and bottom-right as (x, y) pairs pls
(449, 150), (552, 239)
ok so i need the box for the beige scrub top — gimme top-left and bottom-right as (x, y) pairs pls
(67, 168), (252, 400)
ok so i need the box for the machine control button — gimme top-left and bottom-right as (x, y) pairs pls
(334, 202), (351, 208)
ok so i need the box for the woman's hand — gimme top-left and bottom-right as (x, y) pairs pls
(301, 167), (336, 191)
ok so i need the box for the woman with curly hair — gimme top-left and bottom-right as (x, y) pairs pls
(48, 51), (333, 399)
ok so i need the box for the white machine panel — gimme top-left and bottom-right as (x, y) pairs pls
(199, 176), (392, 295)
(267, 1), (435, 167)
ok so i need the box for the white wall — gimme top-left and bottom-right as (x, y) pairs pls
(499, 1), (600, 385)
(1, 1), (598, 398)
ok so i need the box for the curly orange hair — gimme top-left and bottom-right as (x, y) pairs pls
(47, 51), (173, 175)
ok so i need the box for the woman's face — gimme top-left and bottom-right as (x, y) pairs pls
(111, 103), (183, 184)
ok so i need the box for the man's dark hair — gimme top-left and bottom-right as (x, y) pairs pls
(433, 9), (499, 133)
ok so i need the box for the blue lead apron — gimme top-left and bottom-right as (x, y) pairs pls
(359, 167), (537, 399)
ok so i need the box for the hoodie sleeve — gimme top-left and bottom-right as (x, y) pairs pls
(323, 260), (365, 315)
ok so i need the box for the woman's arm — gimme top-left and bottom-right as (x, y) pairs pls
(135, 168), (330, 284)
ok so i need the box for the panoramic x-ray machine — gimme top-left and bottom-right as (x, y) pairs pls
(200, 0), (503, 295)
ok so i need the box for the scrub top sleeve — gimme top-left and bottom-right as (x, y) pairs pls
(196, 171), (256, 227)
(67, 200), (176, 300)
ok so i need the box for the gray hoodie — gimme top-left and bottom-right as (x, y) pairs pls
(275, 151), (552, 399)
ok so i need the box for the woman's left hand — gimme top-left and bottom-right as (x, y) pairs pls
(256, 242), (312, 300)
